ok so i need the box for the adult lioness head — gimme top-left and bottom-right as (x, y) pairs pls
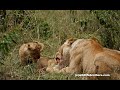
(55, 38), (78, 68)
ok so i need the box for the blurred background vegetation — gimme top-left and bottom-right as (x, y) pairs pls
(0, 10), (120, 80)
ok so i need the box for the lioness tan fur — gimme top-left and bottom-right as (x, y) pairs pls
(53, 38), (120, 80)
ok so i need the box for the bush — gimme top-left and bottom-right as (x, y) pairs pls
(92, 10), (120, 50)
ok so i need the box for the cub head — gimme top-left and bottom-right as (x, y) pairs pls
(28, 42), (44, 59)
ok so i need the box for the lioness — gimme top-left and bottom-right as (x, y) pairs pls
(54, 38), (120, 80)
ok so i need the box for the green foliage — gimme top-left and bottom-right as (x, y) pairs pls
(92, 10), (120, 49)
(0, 30), (19, 59)
(0, 10), (7, 32)
(36, 20), (52, 40)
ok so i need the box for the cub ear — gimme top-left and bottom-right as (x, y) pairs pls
(28, 44), (31, 50)
(38, 43), (44, 51)
(35, 41), (38, 43)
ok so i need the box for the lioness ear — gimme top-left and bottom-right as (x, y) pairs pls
(68, 38), (77, 45)
(91, 37), (100, 44)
